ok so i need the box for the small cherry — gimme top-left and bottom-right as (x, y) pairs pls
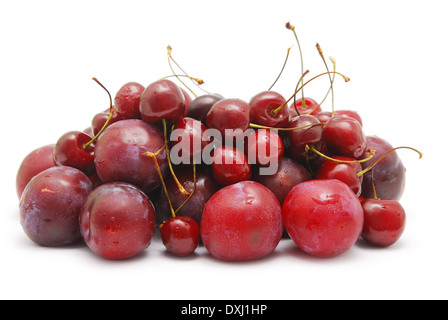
(113, 81), (145, 119)
(288, 97), (322, 117)
(211, 145), (251, 186)
(186, 94), (224, 124)
(286, 114), (323, 163)
(160, 216), (200, 257)
(170, 117), (209, 163)
(249, 91), (289, 128)
(246, 129), (284, 167)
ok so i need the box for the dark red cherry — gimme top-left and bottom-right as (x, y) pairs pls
(361, 198), (406, 247)
(19, 166), (93, 247)
(246, 129), (284, 167)
(252, 156), (312, 205)
(315, 156), (363, 196)
(53, 131), (95, 175)
(360, 136), (406, 200)
(139, 79), (185, 123)
(288, 97), (322, 117)
(91, 109), (123, 136)
(186, 94), (224, 124)
(155, 165), (220, 226)
(286, 114), (322, 162)
(315, 111), (332, 124)
(114, 82), (145, 119)
(335, 110), (363, 127)
(170, 117), (209, 163)
(211, 145), (251, 186)
(16, 144), (56, 199)
(206, 98), (251, 142)
(322, 115), (367, 159)
(161, 216), (200, 257)
(200, 181), (283, 261)
(249, 91), (289, 128)
(79, 182), (156, 260)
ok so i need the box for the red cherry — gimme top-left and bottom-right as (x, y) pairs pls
(206, 98), (251, 142)
(286, 114), (322, 162)
(186, 94), (224, 124)
(200, 181), (283, 261)
(53, 131), (95, 175)
(288, 97), (322, 117)
(315, 156), (363, 196)
(161, 216), (200, 257)
(170, 117), (209, 162)
(246, 129), (284, 167)
(322, 115), (367, 159)
(249, 91), (289, 127)
(211, 145), (251, 186)
(114, 82), (145, 119)
(282, 179), (364, 257)
(91, 109), (123, 136)
(335, 110), (363, 127)
(361, 198), (406, 247)
(139, 79), (185, 123)
(16, 144), (56, 199)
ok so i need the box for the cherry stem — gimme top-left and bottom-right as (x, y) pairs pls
(161, 74), (204, 86)
(249, 122), (324, 131)
(356, 146), (423, 177)
(308, 145), (376, 164)
(268, 46), (293, 91)
(371, 170), (378, 200)
(272, 70), (350, 116)
(286, 22), (306, 112)
(83, 77), (114, 149)
(142, 147), (175, 217)
(162, 119), (191, 196)
(272, 70), (310, 117)
(174, 161), (197, 215)
(313, 43), (335, 116)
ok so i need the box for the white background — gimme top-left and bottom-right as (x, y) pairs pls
(1, 0), (447, 300)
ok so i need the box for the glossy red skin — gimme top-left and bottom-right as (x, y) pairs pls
(181, 88), (193, 116)
(19, 166), (93, 247)
(79, 182), (156, 260)
(288, 97), (322, 117)
(315, 156), (363, 196)
(170, 117), (209, 161)
(315, 110), (363, 127)
(187, 94), (224, 124)
(206, 98), (251, 141)
(360, 136), (406, 200)
(114, 82), (145, 119)
(249, 90), (289, 128)
(161, 216), (200, 256)
(16, 144), (56, 199)
(246, 129), (284, 167)
(361, 198), (406, 247)
(286, 114), (322, 162)
(201, 181), (283, 261)
(155, 165), (221, 226)
(139, 79), (185, 123)
(94, 119), (167, 194)
(211, 145), (251, 186)
(282, 179), (364, 257)
(252, 156), (312, 205)
(322, 115), (367, 159)
(53, 131), (95, 175)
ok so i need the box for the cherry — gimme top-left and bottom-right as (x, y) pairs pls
(113, 81), (145, 119)
(139, 79), (185, 123)
(206, 98), (252, 143)
(288, 97), (322, 117)
(160, 216), (200, 257)
(360, 136), (406, 200)
(94, 119), (167, 194)
(286, 114), (323, 163)
(252, 156), (312, 205)
(19, 166), (93, 247)
(79, 182), (156, 260)
(282, 179), (364, 257)
(200, 181), (283, 261)
(170, 117), (209, 163)
(16, 144), (56, 199)
(186, 94), (224, 124)
(180, 87), (193, 116)
(322, 114), (367, 159)
(53, 130), (95, 175)
(246, 129), (284, 167)
(249, 91), (289, 128)
(91, 109), (123, 136)
(211, 145), (251, 186)
(361, 198), (406, 247)
(155, 165), (220, 226)
(315, 156), (363, 196)
(335, 110), (363, 127)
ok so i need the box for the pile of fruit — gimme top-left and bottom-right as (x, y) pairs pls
(16, 24), (421, 261)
